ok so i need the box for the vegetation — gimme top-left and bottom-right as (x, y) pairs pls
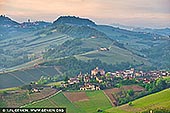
(0, 87), (20, 93)
(74, 91), (112, 113)
(44, 39), (94, 58)
(45, 81), (63, 87)
(25, 92), (84, 113)
(133, 89), (170, 108)
(141, 77), (170, 93)
(49, 23), (108, 39)
(0, 15), (169, 71)
(0, 67), (60, 89)
(0, 87), (57, 108)
(25, 90), (112, 113)
(53, 16), (96, 26)
(141, 40), (170, 70)
(114, 77), (170, 105)
(41, 57), (135, 77)
(106, 88), (170, 113)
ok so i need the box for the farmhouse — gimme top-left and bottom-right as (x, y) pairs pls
(80, 84), (100, 90)
(99, 47), (109, 51)
(31, 88), (40, 93)
(91, 67), (105, 76)
(68, 78), (79, 85)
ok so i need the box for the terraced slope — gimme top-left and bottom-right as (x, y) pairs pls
(0, 66), (60, 89)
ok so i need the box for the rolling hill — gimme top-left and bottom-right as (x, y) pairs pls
(0, 16), (169, 89)
(12, 88), (170, 113)
(106, 88), (170, 113)
(53, 16), (96, 26)
(0, 66), (61, 89)
(1, 15), (169, 70)
(24, 90), (112, 113)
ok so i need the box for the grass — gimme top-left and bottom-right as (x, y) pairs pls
(0, 87), (20, 93)
(24, 90), (112, 113)
(73, 37), (150, 66)
(163, 76), (170, 80)
(0, 100), (6, 108)
(0, 29), (73, 72)
(3, 88), (169, 113)
(106, 88), (170, 113)
(74, 90), (112, 113)
(45, 81), (64, 87)
(25, 92), (83, 113)
(132, 89), (170, 108)
(0, 87), (58, 108)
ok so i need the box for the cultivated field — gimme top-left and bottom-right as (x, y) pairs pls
(10, 87), (170, 113)
(73, 90), (112, 113)
(0, 66), (61, 89)
(106, 88), (170, 113)
(24, 90), (112, 113)
(103, 85), (145, 106)
(104, 88), (121, 106)
(0, 87), (57, 108)
(121, 85), (145, 92)
(25, 92), (83, 113)
(64, 91), (89, 102)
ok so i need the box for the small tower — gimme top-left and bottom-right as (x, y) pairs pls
(28, 19), (31, 23)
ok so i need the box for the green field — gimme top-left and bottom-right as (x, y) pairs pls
(46, 81), (64, 87)
(0, 87), (20, 93)
(74, 90), (112, 113)
(76, 45), (149, 65)
(24, 90), (112, 113)
(72, 38), (150, 66)
(24, 92), (84, 113)
(106, 89), (170, 113)
(2, 88), (170, 113)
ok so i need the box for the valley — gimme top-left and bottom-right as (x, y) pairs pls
(0, 15), (170, 113)
(0, 65), (170, 113)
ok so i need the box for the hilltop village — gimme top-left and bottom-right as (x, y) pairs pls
(61, 67), (170, 91)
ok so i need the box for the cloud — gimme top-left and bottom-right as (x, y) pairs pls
(0, 0), (6, 12)
(0, 0), (170, 27)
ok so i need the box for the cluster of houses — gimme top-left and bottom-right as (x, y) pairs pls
(114, 69), (170, 83)
(61, 67), (170, 90)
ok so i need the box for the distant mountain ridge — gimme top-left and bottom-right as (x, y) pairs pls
(111, 23), (170, 36)
(134, 27), (170, 36)
(0, 15), (20, 26)
(0, 15), (51, 29)
(53, 16), (96, 26)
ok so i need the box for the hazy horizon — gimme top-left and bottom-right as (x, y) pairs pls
(0, 0), (170, 28)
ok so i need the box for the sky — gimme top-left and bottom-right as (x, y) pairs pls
(0, 0), (170, 28)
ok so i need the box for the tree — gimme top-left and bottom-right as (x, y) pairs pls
(128, 101), (133, 106)
(64, 76), (69, 82)
(156, 78), (167, 90)
(127, 89), (134, 96)
(21, 85), (32, 91)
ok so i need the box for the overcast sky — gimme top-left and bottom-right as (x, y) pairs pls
(0, 0), (170, 28)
